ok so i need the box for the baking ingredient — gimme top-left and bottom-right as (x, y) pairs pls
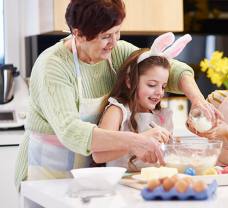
(141, 167), (178, 180)
(147, 179), (160, 191)
(182, 177), (193, 185)
(165, 154), (217, 175)
(175, 180), (189, 193)
(162, 178), (175, 191)
(190, 109), (212, 132)
(192, 181), (207, 192)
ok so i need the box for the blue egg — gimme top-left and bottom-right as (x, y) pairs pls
(184, 167), (196, 176)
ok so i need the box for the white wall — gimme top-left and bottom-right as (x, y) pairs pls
(4, 0), (54, 77)
(4, 0), (20, 71)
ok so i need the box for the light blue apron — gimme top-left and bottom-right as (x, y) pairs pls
(27, 36), (116, 180)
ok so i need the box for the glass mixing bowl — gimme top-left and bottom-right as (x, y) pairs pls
(163, 138), (223, 175)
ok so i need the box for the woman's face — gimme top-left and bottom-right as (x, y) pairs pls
(81, 24), (121, 63)
(137, 66), (169, 112)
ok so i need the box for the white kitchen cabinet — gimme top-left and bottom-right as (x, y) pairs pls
(0, 130), (24, 208)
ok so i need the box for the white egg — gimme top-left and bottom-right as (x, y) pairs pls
(191, 116), (212, 132)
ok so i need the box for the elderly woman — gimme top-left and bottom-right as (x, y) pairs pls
(15, 0), (218, 190)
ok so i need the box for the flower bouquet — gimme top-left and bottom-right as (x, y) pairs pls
(200, 51), (228, 89)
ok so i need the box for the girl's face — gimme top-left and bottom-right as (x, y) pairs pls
(137, 66), (169, 112)
(81, 24), (121, 63)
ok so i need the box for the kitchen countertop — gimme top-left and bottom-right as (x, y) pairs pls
(0, 129), (24, 145)
(20, 179), (228, 208)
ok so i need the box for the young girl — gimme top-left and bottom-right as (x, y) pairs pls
(93, 33), (192, 171)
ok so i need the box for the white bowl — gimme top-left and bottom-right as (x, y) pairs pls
(70, 167), (126, 194)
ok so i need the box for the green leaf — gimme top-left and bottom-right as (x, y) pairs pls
(223, 80), (228, 89)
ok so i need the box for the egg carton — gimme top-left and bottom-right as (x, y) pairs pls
(141, 180), (217, 200)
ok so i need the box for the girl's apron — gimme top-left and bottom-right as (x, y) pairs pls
(28, 37), (116, 180)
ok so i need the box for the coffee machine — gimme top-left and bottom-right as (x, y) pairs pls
(0, 64), (29, 129)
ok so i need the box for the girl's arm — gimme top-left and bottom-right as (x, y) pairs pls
(92, 105), (128, 163)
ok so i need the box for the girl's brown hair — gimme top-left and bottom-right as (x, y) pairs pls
(65, 0), (125, 40)
(110, 48), (170, 132)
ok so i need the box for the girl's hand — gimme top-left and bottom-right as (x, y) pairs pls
(129, 134), (165, 165)
(146, 121), (171, 144)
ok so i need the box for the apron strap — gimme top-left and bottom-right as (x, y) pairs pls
(107, 58), (117, 75)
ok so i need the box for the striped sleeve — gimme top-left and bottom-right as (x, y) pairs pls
(111, 40), (138, 72)
(14, 132), (29, 192)
(166, 59), (194, 94)
(207, 90), (228, 108)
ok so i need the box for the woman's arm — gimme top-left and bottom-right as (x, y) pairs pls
(92, 105), (129, 163)
(178, 73), (221, 121)
(167, 60), (221, 122)
(39, 60), (163, 164)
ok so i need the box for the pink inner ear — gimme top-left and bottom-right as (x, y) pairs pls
(164, 35), (192, 58)
(157, 36), (174, 52)
(151, 32), (175, 53)
(168, 47), (183, 58)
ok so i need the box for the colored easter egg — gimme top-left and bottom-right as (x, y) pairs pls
(203, 167), (217, 175)
(222, 166), (228, 174)
(184, 167), (196, 176)
(217, 169), (223, 174)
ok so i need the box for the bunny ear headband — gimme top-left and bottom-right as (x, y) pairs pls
(137, 32), (192, 64)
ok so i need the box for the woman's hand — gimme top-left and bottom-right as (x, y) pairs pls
(190, 99), (223, 124)
(187, 99), (223, 135)
(192, 120), (228, 141)
(129, 133), (165, 165)
(179, 74), (222, 127)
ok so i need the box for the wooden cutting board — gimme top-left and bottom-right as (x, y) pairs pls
(120, 173), (147, 190)
(120, 178), (146, 190)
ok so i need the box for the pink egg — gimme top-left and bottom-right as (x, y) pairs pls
(222, 166), (228, 174)
(217, 170), (223, 174)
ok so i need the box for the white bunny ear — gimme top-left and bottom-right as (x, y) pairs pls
(150, 32), (175, 54)
(163, 34), (192, 59)
(137, 32), (175, 63)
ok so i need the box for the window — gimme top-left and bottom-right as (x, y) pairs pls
(0, 0), (4, 64)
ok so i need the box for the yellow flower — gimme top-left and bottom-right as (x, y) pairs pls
(200, 51), (228, 88)
(211, 51), (223, 61)
(200, 59), (209, 72)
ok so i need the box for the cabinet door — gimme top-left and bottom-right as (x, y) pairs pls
(121, 0), (183, 34)
(54, 0), (69, 31)
(53, 0), (183, 33)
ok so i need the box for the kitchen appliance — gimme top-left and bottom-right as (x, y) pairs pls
(0, 64), (19, 104)
(0, 65), (29, 129)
